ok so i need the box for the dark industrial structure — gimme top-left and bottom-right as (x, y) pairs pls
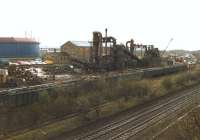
(63, 29), (161, 71)
(0, 37), (40, 59)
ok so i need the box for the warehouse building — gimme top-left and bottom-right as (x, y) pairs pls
(61, 41), (110, 61)
(61, 41), (92, 61)
(0, 37), (40, 59)
(42, 41), (91, 64)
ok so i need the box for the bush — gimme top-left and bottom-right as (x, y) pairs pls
(76, 96), (90, 112)
(52, 96), (75, 117)
(38, 90), (51, 104)
(118, 80), (151, 100)
(174, 74), (189, 87)
(132, 81), (150, 98)
(88, 92), (104, 106)
(161, 78), (173, 90)
(190, 71), (200, 81)
(118, 81), (135, 100)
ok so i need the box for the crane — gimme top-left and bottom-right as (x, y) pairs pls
(161, 38), (173, 56)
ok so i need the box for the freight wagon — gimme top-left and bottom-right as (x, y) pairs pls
(0, 64), (187, 106)
(143, 64), (187, 78)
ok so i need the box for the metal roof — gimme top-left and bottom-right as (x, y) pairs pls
(70, 41), (92, 48)
(0, 37), (39, 44)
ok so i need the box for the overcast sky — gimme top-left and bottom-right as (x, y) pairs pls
(0, 0), (199, 50)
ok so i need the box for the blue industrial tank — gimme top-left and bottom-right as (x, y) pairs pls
(0, 37), (40, 59)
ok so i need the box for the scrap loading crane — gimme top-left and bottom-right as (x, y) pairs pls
(160, 38), (176, 65)
(161, 38), (173, 56)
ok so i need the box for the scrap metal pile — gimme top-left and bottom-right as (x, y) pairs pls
(6, 65), (43, 87)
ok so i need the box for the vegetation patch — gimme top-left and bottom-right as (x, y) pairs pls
(2, 66), (200, 140)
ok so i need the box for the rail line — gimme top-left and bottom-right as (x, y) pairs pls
(74, 86), (200, 140)
(111, 95), (194, 140)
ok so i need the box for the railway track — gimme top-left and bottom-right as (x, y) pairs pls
(111, 95), (193, 140)
(73, 86), (200, 140)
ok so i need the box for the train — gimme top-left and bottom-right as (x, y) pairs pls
(0, 64), (187, 106)
(142, 64), (187, 78)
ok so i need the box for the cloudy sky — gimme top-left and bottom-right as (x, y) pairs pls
(0, 0), (199, 50)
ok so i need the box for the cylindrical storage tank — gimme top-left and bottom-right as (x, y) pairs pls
(0, 37), (40, 59)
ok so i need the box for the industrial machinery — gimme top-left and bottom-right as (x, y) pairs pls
(73, 29), (162, 71)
